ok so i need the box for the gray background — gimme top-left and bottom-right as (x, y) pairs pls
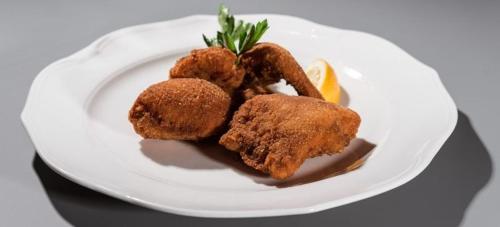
(1, 0), (498, 226)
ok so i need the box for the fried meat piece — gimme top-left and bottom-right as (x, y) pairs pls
(169, 47), (245, 94)
(129, 78), (231, 140)
(240, 42), (324, 99)
(237, 81), (274, 101)
(219, 94), (360, 179)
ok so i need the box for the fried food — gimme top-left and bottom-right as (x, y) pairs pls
(219, 94), (360, 179)
(240, 42), (324, 99)
(169, 47), (245, 94)
(128, 7), (365, 181)
(235, 80), (274, 102)
(129, 78), (231, 140)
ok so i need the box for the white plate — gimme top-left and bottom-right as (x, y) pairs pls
(21, 15), (457, 218)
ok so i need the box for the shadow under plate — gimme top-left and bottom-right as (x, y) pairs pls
(33, 111), (492, 227)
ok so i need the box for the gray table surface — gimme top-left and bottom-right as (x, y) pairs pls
(1, 0), (499, 226)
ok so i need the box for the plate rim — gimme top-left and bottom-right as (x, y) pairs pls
(21, 14), (458, 218)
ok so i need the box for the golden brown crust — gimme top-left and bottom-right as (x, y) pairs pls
(236, 81), (274, 101)
(129, 78), (231, 140)
(169, 47), (245, 94)
(219, 94), (360, 179)
(240, 42), (324, 99)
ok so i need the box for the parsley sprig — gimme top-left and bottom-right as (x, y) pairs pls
(203, 4), (269, 55)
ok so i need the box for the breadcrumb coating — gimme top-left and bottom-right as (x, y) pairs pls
(169, 47), (245, 94)
(240, 42), (324, 99)
(219, 94), (360, 179)
(129, 78), (231, 140)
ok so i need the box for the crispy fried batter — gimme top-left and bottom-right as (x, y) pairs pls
(169, 47), (245, 94)
(240, 42), (324, 99)
(129, 78), (231, 140)
(219, 94), (360, 179)
(237, 81), (274, 101)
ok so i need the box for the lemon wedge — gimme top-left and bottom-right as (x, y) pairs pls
(305, 59), (341, 104)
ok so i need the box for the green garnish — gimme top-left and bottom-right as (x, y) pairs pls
(203, 4), (269, 55)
